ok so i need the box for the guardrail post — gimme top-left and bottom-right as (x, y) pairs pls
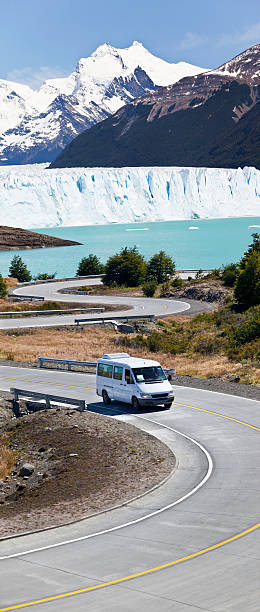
(68, 362), (71, 371)
(45, 396), (50, 409)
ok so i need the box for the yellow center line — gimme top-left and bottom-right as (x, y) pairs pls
(0, 392), (259, 610)
(174, 402), (260, 432)
(0, 375), (94, 392)
(0, 522), (259, 611)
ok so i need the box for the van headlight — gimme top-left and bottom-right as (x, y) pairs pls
(139, 393), (151, 399)
(168, 391), (174, 397)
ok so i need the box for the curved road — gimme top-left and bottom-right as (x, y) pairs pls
(0, 278), (191, 329)
(0, 365), (259, 611)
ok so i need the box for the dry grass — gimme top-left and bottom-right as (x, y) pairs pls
(0, 434), (16, 480)
(3, 277), (17, 288)
(0, 326), (259, 384)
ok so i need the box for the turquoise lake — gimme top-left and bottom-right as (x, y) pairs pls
(1, 217), (260, 278)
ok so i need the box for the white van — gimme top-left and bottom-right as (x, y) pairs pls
(96, 353), (174, 409)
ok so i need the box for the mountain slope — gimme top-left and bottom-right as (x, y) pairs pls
(50, 44), (260, 170)
(0, 42), (205, 165)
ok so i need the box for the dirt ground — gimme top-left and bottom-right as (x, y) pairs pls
(0, 405), (175, 538)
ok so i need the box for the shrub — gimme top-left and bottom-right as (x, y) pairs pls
(171, 276), (183, 289)
(142, 280), (157, 297)
(0, 274), (7, 298)
(228, 307), (260, 346)
(103, 247), (147, 287)
(8, 255), (31, 282)
(147, 251), (175, 284)
(34, 272), (56, 280)
(222, 263), (239, 287)
(160, 281), (170, 295)
(77, 254), (104, 276)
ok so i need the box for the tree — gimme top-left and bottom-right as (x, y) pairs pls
(234, 234), (260, 308)
(147, 251), (175, 284)
(222, 263), (239, 287)
(8, 255), (32, 282)
(0, 274), (7, 298)
(234, 251), (260, 308)
(103, 246), (147, 287)
(76, 254), (104, 276)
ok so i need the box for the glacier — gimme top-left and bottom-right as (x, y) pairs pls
(0, 163), (259, 229)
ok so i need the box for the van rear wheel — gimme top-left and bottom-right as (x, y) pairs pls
(102, 390), (111, 406)
(132, 396), (139, 410)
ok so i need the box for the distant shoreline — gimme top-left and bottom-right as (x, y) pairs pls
(0, 225), (82, 252)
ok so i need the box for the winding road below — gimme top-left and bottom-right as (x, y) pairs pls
(0, 365), (259, 611)
(0, 278), (194, 329)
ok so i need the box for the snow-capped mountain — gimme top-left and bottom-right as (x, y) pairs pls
(0, 164), (259, 228)
(0, 42), (206, 165)
(51, 43), (260, 170)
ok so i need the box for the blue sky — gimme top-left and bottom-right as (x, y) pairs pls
(1, 0), (259, 88)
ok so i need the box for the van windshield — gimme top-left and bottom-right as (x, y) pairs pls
(132, 366), (166, 383)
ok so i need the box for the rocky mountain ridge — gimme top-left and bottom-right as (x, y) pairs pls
(0, 42), (205, 165)
(50, 44), (260, 170)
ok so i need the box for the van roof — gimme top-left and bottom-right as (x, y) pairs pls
(98, 353), (161, 368)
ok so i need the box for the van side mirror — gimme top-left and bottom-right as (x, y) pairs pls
(168, 374), (172, 381)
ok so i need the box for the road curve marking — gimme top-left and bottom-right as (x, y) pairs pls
(174, 402), (260, 432)
(0, 522), (259, 611)
(0, 400), (259, 610)
(0, 421), (213, 560)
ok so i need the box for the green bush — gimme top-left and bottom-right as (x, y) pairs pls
(103, 247), (147, 287)
(0, 274), (7, 298)
(228, 307), (260, 346)
(160, 281), (170, 295)
(77, 254), (104, 276)
(221, 263), (239, 287)
(34, 272), (56, 280)
(171, 276), (183, 289)
(142, 280), (157, 297)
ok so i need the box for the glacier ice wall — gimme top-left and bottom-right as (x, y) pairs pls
(0, 164), (259, 229)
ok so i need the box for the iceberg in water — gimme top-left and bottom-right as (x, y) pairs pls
(0, 164), (259, 229)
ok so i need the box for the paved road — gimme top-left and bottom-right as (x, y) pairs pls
(0, 365), (259, 611)
(0, 279), (191, 329)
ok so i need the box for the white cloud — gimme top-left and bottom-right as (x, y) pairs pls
(179, 32), (208, 50)
(6, 66), (68, 90)
(218, 22), (260, 47)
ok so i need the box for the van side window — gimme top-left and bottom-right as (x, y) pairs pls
(97, 363), (113, 378)
(114, 366), (123, 380)
(125, 369), (134, 384)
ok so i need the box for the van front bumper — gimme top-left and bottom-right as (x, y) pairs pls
(138, 396), (174, 406)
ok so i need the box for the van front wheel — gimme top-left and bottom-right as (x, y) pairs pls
(102, 390), (111, 406)
(132, 396), (139, 410)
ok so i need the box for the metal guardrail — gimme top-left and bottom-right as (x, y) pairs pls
(38, 357), (97, 370)
(9, 295), (45, 302)
(0, 307), (105, 319)
(37, 357), (176, 377)
(61, 290), (91, 295)
(11, 388), (86, 412)
(75, 314), (155, 326)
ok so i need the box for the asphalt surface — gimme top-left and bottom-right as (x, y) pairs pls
(0, 279), (192, 329)
(0, 365), (259, 611)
